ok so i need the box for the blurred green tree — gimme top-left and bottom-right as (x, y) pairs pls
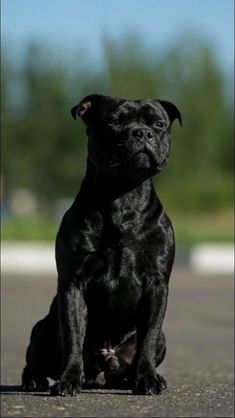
(3, 44), (87, 205)
(2, 34), (233, 214)
(156, 35), (234, 210)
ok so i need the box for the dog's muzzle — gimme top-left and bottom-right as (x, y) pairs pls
(132, 127), (154, 141)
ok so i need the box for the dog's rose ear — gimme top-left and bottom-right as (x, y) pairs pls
(158, 100), (183, 127)
(71, 94), (105, 122)
(71, 101), (92, 120)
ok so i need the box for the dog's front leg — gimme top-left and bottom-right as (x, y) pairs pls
(133, 281), (168, 395)
(51, 280), (87, 396)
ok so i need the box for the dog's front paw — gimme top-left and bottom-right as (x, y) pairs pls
(133, 372), (167, 395)
(51, 379), (82, 396)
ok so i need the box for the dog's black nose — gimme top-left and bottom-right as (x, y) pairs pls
(132, 128), (153, 141)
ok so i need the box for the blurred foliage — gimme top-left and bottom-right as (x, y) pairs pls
(2, 215), (58, 241)
(1, 33), (234, 214)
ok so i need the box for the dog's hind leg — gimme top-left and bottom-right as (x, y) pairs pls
(21, 297), (61, 391)
(21, 364), (49, 392)
(154, 330), (168, 391)
(156, 330), (167, 368)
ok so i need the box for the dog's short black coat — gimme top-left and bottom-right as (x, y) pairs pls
(21, 94), (182, 396)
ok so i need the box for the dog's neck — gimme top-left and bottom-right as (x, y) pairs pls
(72, 159), (158, 216)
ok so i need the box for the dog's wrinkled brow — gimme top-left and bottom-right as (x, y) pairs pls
(140, 102), (159, 115)
(118, 101), (137, 113)
(116, 101), (165, 120)
(108, 101), (137, 122)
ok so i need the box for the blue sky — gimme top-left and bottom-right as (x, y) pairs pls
(2, 0), (234, 71)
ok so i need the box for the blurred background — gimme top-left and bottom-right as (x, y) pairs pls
(1, 3), (234, 413)
(1, 0), (234, 248)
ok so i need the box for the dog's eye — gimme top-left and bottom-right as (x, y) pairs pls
(156, 121), (164, 128)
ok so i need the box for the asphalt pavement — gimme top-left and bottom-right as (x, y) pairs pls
(1, 267), (234, 417)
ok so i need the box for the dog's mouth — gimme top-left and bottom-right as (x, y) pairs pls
(108, 149), (159, 181)
(129, 146), (158, 169)
(95, 145), (159, 179)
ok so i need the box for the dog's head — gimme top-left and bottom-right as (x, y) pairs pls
(71, 94), (182, 184)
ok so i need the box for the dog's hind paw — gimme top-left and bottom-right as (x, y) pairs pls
(21, 379), (36, 392)
(21, 377), (49, 392)
(50, 379), (81, 396)
(133, 373), (167, 395)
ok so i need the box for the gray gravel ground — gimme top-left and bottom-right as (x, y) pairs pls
(1, 267), (234, 417)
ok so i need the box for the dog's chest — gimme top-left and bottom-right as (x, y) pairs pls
(73, 192), (160, 322)
(85, 242), (143, 321)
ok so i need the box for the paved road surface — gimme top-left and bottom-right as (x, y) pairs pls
(1, 267), (234, 417)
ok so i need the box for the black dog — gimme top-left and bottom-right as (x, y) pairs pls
(21, 94), (182, 396)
